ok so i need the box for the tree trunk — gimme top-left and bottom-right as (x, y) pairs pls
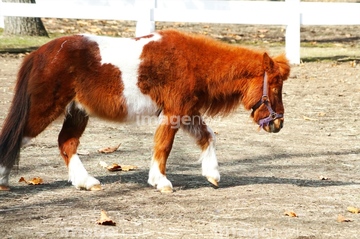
(3, 0), (48, 37)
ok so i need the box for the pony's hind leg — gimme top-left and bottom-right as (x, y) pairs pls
(148, 118), (179, 193)
(58, 102), (100, 190)
(181, 115), (220, 187)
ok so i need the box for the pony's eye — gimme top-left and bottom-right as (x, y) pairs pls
(272, 88), (278, 94)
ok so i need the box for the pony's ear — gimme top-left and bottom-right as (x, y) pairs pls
(273, 53), (290, 81)
(262, 52), (275, 73)
(263, 52), (290, 81)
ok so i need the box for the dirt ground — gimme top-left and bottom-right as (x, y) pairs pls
(1, 23), (360, 239)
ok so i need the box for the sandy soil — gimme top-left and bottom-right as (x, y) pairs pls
(0, 23), (360, 239)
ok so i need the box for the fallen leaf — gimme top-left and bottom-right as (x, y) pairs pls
(18, 177), (43, 185)
(28, 177), (43, 185)
(97, 210), (116, 226)
(347, 207), (360, 214)
(120, 165), (138, 172)
(98, 143), (121, 154)
(106, 163), (122, 172)
(0, 185), (10, 191)
(18, 177), (27, 183)
(337, 214), (353, 222)
(284, 211), (297, 217)
(99, 161), (137, 172)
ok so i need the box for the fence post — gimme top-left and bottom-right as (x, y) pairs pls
(285, 0), (301, 64)
(0, 1), (4, 29)
(135, 0), (156, 37)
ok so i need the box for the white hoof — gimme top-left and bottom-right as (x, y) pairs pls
(71, 174), (101, 190)
(202, 167), (220, 184)
(68, 154), (101, 190)
(200, 137), (220, 186)
(0, 166), (10, 187)
(148, 161), (173, 192)
(156, 176), (173, 193)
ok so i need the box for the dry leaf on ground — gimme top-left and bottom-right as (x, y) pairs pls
(99, 161), (137, 172)
(347, 207), (360, 214)
(0, 185), (10, 191)
(120, 165), (138, 171)
(337, 214), (353, 222)
(98, 143), (121, 154)
(284, 211), (298, 217)
(96, 210), (116, 226)
(18, 177), (43, 185)
(18, 177), (27, 183)
(107, 163), (122, 172)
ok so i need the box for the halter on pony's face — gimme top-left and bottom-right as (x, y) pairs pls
(251, 73), (284, 133)
(250, 53), (289, 133)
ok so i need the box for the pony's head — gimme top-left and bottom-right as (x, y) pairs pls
(250, 53), (290, 133)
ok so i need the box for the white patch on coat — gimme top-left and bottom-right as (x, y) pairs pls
(0, 166), (10, 186)
(68, 154), (100, 190)
(84, 34), (162, 120)
(200, 126), (220, 183)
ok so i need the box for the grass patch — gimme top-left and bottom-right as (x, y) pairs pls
(300, 46), (360, 62)
(0, 34), (53, 53)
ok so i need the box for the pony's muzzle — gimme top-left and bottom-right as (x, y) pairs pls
(263, 118), (283, 133)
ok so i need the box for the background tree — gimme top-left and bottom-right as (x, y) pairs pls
(3, 0), (48, 37)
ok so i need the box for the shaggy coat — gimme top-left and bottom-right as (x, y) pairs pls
(0, 29), (290, 192)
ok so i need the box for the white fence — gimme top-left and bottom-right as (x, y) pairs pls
(0, 0), (360, 64)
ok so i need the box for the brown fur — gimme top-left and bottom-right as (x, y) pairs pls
(138, 29), (290, 124)
(137, 30), (290, 179)
(0, 34), (128, 172)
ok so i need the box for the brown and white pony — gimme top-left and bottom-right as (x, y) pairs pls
(0, 29), (290, 192)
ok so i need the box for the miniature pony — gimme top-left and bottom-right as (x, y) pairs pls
(0, 29), (290, 192)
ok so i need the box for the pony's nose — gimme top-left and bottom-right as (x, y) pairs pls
(274, 118), (284, 130)
(271, 118), (284, 133)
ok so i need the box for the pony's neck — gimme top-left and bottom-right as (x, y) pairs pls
(197, 44), (263, 116)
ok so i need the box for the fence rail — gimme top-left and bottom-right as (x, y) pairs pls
(1, 0), (360, 64)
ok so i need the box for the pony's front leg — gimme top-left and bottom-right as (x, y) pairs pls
(148, 121), (178, 193)
(58, 103), (101, 191)
(181, 115), (220, 187)
(199, 126), (220, 187)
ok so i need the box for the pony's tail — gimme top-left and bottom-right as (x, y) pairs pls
(0, 53), (33, 169)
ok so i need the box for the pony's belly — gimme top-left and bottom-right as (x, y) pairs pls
(124, 97), (159, 121)
(74, 98), (159, 123)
